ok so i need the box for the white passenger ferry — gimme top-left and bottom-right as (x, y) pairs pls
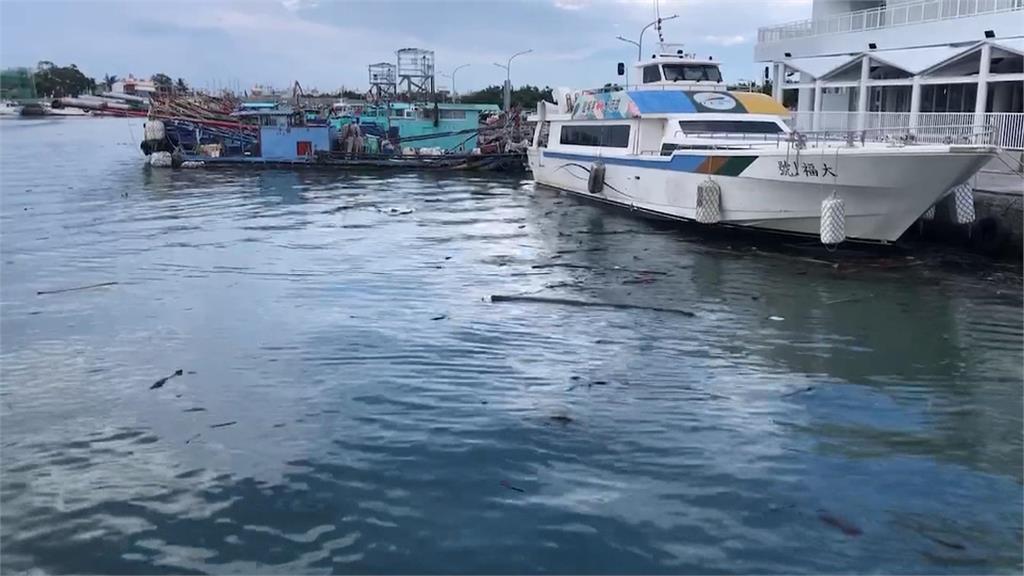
(528, 47), (997, 243)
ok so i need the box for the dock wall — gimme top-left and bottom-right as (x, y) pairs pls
(913, 154), (1023, 258)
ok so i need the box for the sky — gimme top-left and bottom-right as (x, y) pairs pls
(0, 0), (812, 93)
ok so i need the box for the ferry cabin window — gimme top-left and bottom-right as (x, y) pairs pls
(678, 120), (782, 134)
(440, 109), (467, 120)
(560, 124), (630, 148)
(662, 64), (722, 82)
(642, 65), (662, 83)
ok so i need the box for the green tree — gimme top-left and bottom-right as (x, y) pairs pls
(461, 84), (553, 110)
(151, 73), (173, 88)
(175, 78), (188, 94)
(103, 74), (118, 91)
(33, 62), (95, 97)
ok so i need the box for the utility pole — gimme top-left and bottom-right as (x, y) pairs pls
(494, 49), (532, 111)
(441, 64), (470, 102)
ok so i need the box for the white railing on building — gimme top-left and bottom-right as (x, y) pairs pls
(787, 111), (1024, 149)
(758, 0), (1024, 43)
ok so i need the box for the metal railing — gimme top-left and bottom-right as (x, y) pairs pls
(662, 122), (1001, 152)
(787, 111), (1024, 149)
(758, 0), (1024, 43)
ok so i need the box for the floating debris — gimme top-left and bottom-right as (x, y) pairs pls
(377, 206), (415, 216)
(826, 294), (874, 305)
(923, 535), (967, 550)
(817, 509), (863, 536)
(150, 369), (184, 390)
(781, 386), (815, 398)
(185, 433), (201, 444)
(182, 407), (206, 413)
(209, 421), (237, 429)
(431, 314), (447, 321)
(37, 281), (118, 295)
(490, 294), (695, 317)
(549, 414), (574, 424)
(531, 262), (668, 275)
(768, 316), (785, 321)
(499, 480), (525, 493)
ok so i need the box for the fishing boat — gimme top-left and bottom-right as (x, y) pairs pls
(46, 101), (90, 116)
(142, 102), (525, 172)
(0, 100), (21, 116)
(527, 46), (997, 244)
(18, 101), (90, 117)
(329, 101), (501, 152)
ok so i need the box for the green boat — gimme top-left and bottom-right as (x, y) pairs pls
(329, 100), (500, 152)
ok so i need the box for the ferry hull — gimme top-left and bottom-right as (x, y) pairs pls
(528, 146), (996, 242)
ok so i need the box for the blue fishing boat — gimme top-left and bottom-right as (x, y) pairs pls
(329, 101), (500, 152)
(142, 102), (525, 172)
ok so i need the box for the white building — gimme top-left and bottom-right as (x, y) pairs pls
(755, 0), (1024, 149)
(111, 75), (158, 97)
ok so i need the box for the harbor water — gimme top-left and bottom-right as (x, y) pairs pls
(1, 118), (1021, 574)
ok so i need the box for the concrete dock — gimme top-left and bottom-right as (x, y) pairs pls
(917, 152), (1023, 258)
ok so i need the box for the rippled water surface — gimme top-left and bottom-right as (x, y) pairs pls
(2, 118), (1022, 574)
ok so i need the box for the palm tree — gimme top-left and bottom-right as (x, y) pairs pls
(175, 78), (188, 94)
(103, 74), (118, 91)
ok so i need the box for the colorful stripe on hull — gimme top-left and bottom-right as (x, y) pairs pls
(544, 151), (757, 177)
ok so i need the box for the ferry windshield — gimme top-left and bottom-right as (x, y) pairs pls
(662, 64), (722, 82)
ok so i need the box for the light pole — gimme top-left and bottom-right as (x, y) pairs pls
(637, 14), (678, 61)
(494, 48), (532, 111)
(615, 36), (640, 85)
(442, 64), (470, 102)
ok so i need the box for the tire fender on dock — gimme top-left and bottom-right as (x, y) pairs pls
(588, 162), (605, 194)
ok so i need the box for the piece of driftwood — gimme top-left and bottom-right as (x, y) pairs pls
(490, 294), (695, 317)
(37, 281), (118, 295)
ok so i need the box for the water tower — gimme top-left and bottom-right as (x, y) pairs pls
(396, 48), (435, 100)
(367, 62), (396, 102)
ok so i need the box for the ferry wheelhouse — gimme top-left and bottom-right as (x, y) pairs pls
(528, 47), (998, 243)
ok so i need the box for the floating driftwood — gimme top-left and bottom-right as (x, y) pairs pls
(499, 480), (525, 493)
(817, 509), (863, 536)
(489, 294), (695, 317)
(37, 281), (118, 295)
(781, 386), (815, 398)
(150, 369), (184, 390)
(531, 263), (669, 275)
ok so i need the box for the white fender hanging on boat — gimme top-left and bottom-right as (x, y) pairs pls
(143, 120), (165, 142)
(695, 179), (722, 224)
(820, 192), (846, 245)
(149, 151), (172, 168)
(953, 182), (976, 225)
(588, 162), (605, 194)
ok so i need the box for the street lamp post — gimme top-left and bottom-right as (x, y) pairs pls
(637, 14), (678, 61)
(493, 48), (532, 112)
(615, 36), (640, 85)
(444, 64), (470, 102)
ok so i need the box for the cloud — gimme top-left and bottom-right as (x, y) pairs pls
(553, 0), (588, 10)
(702, 34), (747, 47)
(280, 0), (319, 11)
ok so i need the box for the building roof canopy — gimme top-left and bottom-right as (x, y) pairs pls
(870, 45), (971, 75)
(784, 37), (1024, 81)
(991, 37), (1024, 57)
(784, 54), (858, 79)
